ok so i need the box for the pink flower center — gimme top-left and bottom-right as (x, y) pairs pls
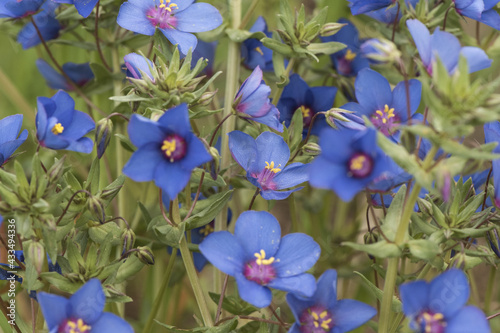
(347, 153), (373, 178)
(58, 318), (91, 333)
(370, 104), (399, 136)
(161, 134), (187, 162)
(146, 0), (178, 29)
(299, 305), (334, 332)
(243, 250), (277, 285)
(252, 161), (281, 190)
(416, 311), (447, 333)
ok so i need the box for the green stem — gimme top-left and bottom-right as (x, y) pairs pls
(379, 146), (438, 333)
(272, 58), (295, 104)
(485, 266), (496, 313)
(142, 249), (178, 333)
(239, 0), (261, 29)
(288, 193), (299, 232)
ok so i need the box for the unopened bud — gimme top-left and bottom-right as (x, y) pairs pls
(209, 146), (220, 180)
(27, 241), (45, 275)
(95, 118), (113, 159)
(100, 184), (123, 202)
(320, 22), (347, 37)
(360, 38), (401, 64)
(121, 229), (136, 255)
(301, 142), (321, 156)
(136, 246), (155, 265)
(325, 108), (365, 130)
(87, 196), (106, 223)
(198, 90), (218, 106)
(47, 156), (66, 184)
(487, 228), (500, 258)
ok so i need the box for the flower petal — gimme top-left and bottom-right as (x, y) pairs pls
(268, 273), (316, 297)
(175, 3), (222, 33)
(273, 233), (320, 277)
(160, 28), (197, 55)
(117, 1), (155, 36)
(74, 0), (99, 18)
(391, 79), (422, 122)
(315, 269), (338, 309)
(428, 269), (469, 318)
(445, 306), (490, 333)
(355, 69), (392, 112)
(228, 130), (258, 171)
(157, 103), (191, 137)
(235, 273), (272, 308)
(199, 231), (245, 276)
(37, 293), (69, 331)
(430, 28), (461, 73)
(234, 211), (281, 258)
(252, 132), (290, 174)
(90, 312), (134, 332)
(399, 280), (430, 317)
(123, 143), (164, 182)
(331, 299), (377, 332)
(460, 46), (492, 73)
(273, 163), (309, 189)
(127, 114), (165, 148)
(69, 279), (105, 324)
(260, 188), (302, 200)
(407, 19), (432, 67)
(154, 159), (192, 199)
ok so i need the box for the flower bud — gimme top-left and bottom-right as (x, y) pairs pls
(325, 108), (365, 130)
(87, 196), (106, 223)
(487, 228), (500, 258)
(136, 246), (155, 265)
(301, 142), (321, 156)
(95, 118), (113, 159)
(198, 90), (218, 107)
(209, 146), (220, 180)
(47, 156), (66, 184)
(360, 38), (401, 64)
(99, 183), (123, 202)
(27, 241), (45, 275)
(121, 229), (136, 255)
(320, 22), (347, 37)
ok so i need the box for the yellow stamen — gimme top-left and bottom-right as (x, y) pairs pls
(159, 0), (177, 11)
(313, 321), (319, 328)
(161, 139), (177, 162)
(300, 105), (311, 118)
(311, 312), (319, 321)
(199, 225), (214, 237)
(255, 46), (264, 56)
(433, 313), (444, 321)
(345, 49), (357, 61)
(319, 311), (328, 319)
(51, 123), (64, 135)
(254, 249), (275, 265)
(350, 155), (366, 171)
(321, 319), (332, 330)
(265, 161), (281, 173)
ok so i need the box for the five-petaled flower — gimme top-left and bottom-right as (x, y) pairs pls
(241, 16), (274, 72)
(36, 90), (95, 153)
(453, 0), (500, 30)
(36, 59), (94, 91)
(123, 103), (212, 199)
(309, 127), (391, 202)
(38, 279), (134, 333)
(0, 114), (28, 166)
(0, 0), (44, 18)
(287, 269), (376, 333)
(228, 131), (309, 200)
(199, 210), (320, 308)
(234, 66), (283, 132)
(117, 0), (223, 55)
(399, 269), (490, 333)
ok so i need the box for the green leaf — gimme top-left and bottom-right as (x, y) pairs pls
(115, 255), (145, 284)
(226, 29), (266, 43)
(306, 41), (345, 55)
(208, 292), (258, 316)
(342, 240), (402, 258)
(451, 225), (495, 238)
(151, 217), (186, 247)
(85, 158), (100, 193)
(88, 222), (123, 245)
(288, 108), (304, 153)
(40, 272), (81, 293)
(185, 190), (233, 230)
(115, 133), (136, 153)
(261, 38), (294, 57)
(407, 239), (441, 261)
(109, 94), (151, 102)
(381, 185), (406, 242)
(42, 226), (58, 264)
(354, 271), (402, 312)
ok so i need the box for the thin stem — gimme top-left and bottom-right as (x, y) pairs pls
(482, 167), (493, 210)
(391, 2), (400, 42)
(269, 305), (287, 328)
(30, 17), (106, 116)
(272, 58), (295, 104)
(209, 113), (233, 147)
(443, 6), (452, 31)
(248, 188), (260, 210)
(159, 189), (175, 226)
(484, 266), (496, 313)
(487, 312), (500, 320)
(56, 190), (92, 225)
(290, 111), (324, 162)
(183, 172), (205, 222)
(239, 0), (261, 29)
(215, 315), (289, 328)
(476, 20), (480, 45)
(94, 1), (111, 71)
(142, 249), (178, 333)
(106, 112), (130, 122)
(215, 274), (229, 322)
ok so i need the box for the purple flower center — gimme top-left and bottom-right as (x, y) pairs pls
(347, 153), (373, 178)
(252, 161), (281, 190)
(58, 318), (91, 333)
(146, 0), (178, 29)
(337, 49), (357, 75)
(370, 104), (399, 136)
(416, 311), (446, 333)
(300, 105), (314, 128)
(161, 133), (187, 162)
(298, 305), (334, 333)
(243, 249), (277, 285)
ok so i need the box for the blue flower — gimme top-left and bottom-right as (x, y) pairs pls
(36, 90), (95, 153)
(407, 19), (492, 75)
(484, 121), (500, 207)
(123, 52), (155, 81)
(0, 0), (43, 18)
(277, 74), (337, 136)
(400, 269), (490, 333)
(36, 59), (94, 91)
(287, 269), (376, 333)
(117, 0), (223, 55)
(321, 19), (370, 77)
(342, 69), (422, 139)
(241, 16), (274, 72)
(309, 128), (391, 202)
(52, 0), (99, 18)
(38, 279), (133, 333)
(199, 210), (320, 308)
(123, 103), (212, 199)
(454, 0), (500, 30)
(17, 0), (60, 49)
(0, 114), (28, 166)
(234, 66), (283, 132)
(364, 0), (419, 23)
(228, 131), (309, 200)
(347, 0), (397, 15)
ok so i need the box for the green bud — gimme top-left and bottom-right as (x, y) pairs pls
(27, 241), (45, 275)
(487, 228), (500, 259)
(320, 22), (347, 37)
(95, 118), (113, 159)
(301, 142), (321, 156)
(136, 246), (155, 265)
(121, 229), (136, 255)
(360, 38), (401, 65)
(87, 196), (106, 223)
(209, 146), (220, 180)
(198, 90), (218, 107)
(99, 184), (123, 202)
(47, 156), (66, 184)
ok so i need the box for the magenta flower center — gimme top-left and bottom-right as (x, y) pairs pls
(146, 0), (178, 29)
(252, 161), (281, 190)
(58, 318), (91, 333)
(300, 105), (314, 128)
(337, 49), (357, 75)
(416, 311), (446, 333)
(347, 153), (373, 178)
(161, 133), (187, 162)
(371, 104), (399, 136)
(299, 305), (334, 333)
(243, 249), (277, 285)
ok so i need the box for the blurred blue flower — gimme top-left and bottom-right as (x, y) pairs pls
(407, 19), (492, 75)
(0, 114), (28, 166)
(17, 0), (60, 49)
(228, 131), (309, 200)
(365, 0), (419, 23)
(321, 19), (370, 77)
(454, 0), (500, 30)
(123, 52), (154, 81)
(347, 0), (398, 15)
(123, 103), (212, 199)
(342, 69), (422, 139)
(38, 279), (133, 333)
(484, 121), (500, 207)
(52, 0), (99, 18)
(234, 66), (283, 132)
(36, 90), (95, 153)
(309, 128), (391, 202)
(117, 0), (223, 55)
(199, 210), (320, 308)
(36, 59), (94, 91)
(277, 74), (337, 136)
(0, 0), (44, 18)
(241, 16), (274, 72)
(287, 269), (376, 333)
(400, 269), (490, 333)
(191, 40), (217, 77)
